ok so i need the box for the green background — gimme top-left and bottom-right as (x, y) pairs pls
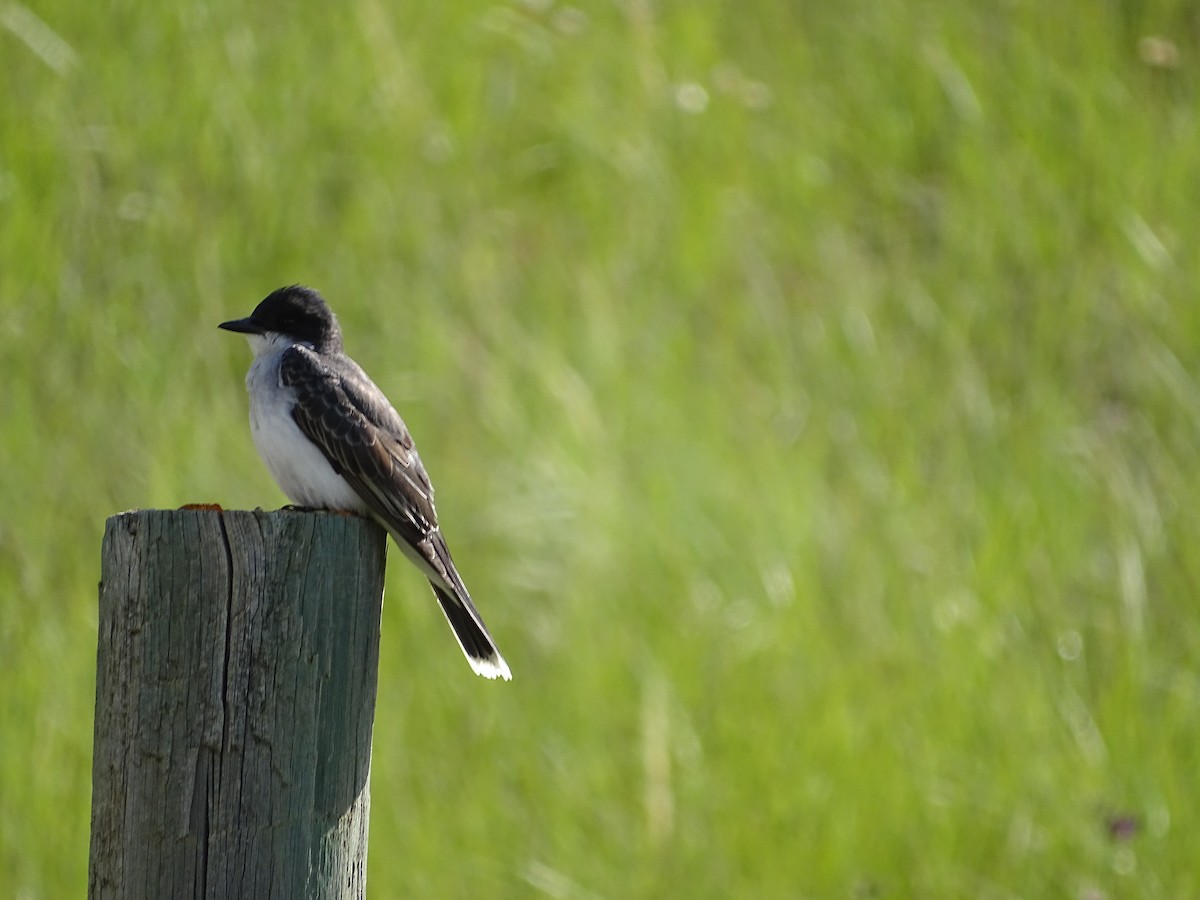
(3, 1), (1198, 896)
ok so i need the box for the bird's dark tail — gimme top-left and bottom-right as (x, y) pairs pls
(431, 583), (512, 681)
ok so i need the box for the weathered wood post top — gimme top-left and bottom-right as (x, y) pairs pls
(89, 507), (387, 900)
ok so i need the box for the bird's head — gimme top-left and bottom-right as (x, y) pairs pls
(219, 285), (343, 354)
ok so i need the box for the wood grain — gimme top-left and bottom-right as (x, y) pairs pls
(89, 508), (387, 900)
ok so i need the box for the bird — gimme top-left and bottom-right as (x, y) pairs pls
(219, 285), (511, 681)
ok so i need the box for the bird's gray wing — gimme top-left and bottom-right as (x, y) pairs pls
(280, 345), (510, 678)
(279, 345), (439, 554)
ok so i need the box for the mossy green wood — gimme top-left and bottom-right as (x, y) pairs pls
(89, 509), (387, 900)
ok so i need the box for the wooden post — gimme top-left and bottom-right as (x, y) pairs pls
(89, 508), (387, 900)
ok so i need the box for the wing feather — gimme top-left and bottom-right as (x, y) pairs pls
(278, 345), (506, 677)
(280, 346), (437, 549)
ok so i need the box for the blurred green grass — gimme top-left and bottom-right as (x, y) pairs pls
(3, 0), (1200, 896)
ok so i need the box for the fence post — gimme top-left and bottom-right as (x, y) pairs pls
(88, 508), (387, 900)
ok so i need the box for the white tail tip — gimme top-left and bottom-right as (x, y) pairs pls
(470, 653), (512, 681)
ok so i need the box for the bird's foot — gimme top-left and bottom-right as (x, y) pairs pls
(281, 504), (366, 519)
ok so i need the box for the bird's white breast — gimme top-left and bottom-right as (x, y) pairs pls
(244, 334), (369, 513)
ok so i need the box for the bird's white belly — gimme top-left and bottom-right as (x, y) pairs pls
(246, 357), (368, 513)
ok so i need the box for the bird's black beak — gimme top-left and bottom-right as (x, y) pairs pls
(218, 317), (264, 335)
